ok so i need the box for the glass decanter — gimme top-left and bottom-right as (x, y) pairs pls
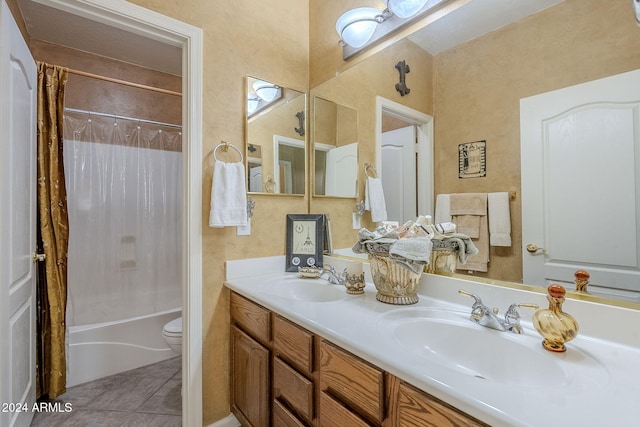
(533, 284), (579, 352)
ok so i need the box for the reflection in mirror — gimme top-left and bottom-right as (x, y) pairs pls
(313, 97), (358, 198)
(246, 76), (306, 195)
(310, 0), (640, 309)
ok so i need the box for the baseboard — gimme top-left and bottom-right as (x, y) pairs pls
(206, 413), (240, 427)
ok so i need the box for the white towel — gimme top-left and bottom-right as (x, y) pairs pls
(488, 192), (512, 247)
(434, 194), (451, 223)
(365, 176), (387, 222)
(209, 160), (247, 228)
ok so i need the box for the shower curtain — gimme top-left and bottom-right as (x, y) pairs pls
(63, 111), (182, 328)
(36, 62), (69, 399)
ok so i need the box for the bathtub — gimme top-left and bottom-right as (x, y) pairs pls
(66, 307), (181, 387)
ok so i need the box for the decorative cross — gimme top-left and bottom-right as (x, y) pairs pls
(395, 60), (411, 96)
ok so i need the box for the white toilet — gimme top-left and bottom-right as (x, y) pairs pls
(162, 317), (182, 354)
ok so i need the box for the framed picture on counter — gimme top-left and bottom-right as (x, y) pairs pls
(285, 214), (324, 272)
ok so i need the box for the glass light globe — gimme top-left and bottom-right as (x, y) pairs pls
(387, 0), (429, 18)
(335, 7), (381, 48)
(252, 80), (279, 102)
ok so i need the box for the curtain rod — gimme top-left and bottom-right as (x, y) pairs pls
(64, 107), (182, 129)
(46, 64), (182, 97)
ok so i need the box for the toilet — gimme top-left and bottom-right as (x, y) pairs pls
(162, 317), (182, 354)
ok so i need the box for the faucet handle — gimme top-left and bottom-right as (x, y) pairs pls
(504, 303), (539, 333)
(458, 289), (483, 305)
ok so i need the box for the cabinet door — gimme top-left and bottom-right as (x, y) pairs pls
(398, 382), (487, 427)
(231, 326), (270, 427)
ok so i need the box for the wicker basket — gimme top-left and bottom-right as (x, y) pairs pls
(368, 251), (420, 305)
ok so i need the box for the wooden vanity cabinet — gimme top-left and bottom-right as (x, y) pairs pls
(230, 293), (272, 427)
(319, 340), (384, 426)
(229, 291), (488, 427)
(272, 315), (315, 426)
(396, 381), (488, 427)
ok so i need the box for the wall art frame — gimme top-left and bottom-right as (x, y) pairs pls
(285, 214), (324, 271)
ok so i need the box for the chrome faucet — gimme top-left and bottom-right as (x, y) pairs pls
(458, 290), (538, 334)
(321, 264), (348, 286)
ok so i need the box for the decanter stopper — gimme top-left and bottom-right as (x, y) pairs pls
(533, 284), (579, 352)
(574, 270), (590, 292)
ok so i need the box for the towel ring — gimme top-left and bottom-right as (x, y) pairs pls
(214, 141), (244, 163)
(364, 163), (377, 178)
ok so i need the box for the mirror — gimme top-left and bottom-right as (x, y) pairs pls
(246, 76), (306, 195)
(312, 97), (359, 198)
(309, 0), (640, 307)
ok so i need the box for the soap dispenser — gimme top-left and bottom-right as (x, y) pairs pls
(533, 284), (579, 352)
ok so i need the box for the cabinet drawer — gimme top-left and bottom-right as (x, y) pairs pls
(273, 400), (306, 427)
(230, 292), (271, 344)
(398, 382), (488, 427)
(273, 315), (314, 375)
(319, 391), (372, 427)
(319, 340), (384, 424)
(273, 357), (314, 423)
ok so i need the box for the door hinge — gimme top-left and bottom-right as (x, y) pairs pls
(32, 252), (46, 263)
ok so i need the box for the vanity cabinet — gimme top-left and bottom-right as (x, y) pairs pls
(230, 293), (272, 427)
(272, 315), (315, 425)
(396, 381), (487, 427)
(319, 340), (384, 426)
(229, 291), (487, 427)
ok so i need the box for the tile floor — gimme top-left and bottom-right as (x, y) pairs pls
(31, 356), (182, 427)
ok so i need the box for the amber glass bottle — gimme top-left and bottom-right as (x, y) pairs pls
(533, 284), (579, 352)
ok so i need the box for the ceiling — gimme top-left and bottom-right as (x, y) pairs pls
(15, 0), (564, 76)
(15, 0), (182, 75)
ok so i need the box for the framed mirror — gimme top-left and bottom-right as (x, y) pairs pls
(312, 96), (359, 198)
(246, 76), (306, 195)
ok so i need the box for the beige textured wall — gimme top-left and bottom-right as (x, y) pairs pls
(433, 0), (640, 282)
(126, 0), (309, 424)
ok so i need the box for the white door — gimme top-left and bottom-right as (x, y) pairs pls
(325, 142), (357, 197)
(382, 125), (416, 223)
(521, 69), (640, 299)
(0, 1), (38, 426)
(249, 166), (262, 192)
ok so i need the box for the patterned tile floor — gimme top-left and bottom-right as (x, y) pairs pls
(31, 356), (182, 426)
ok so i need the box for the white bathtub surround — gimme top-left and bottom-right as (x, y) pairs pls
(225, 256), (640, 427)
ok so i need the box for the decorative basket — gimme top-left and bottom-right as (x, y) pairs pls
(367, 251), (420, 305)
(426, 240), (459, 274)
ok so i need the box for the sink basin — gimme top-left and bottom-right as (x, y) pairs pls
(377, 307), (608, 388)
(260, 276), (346, 302)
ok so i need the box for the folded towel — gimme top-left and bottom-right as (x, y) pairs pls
(450, 193), (487, 216)
(454, 215), (480, 238)
(209, 160), (248, 228)
(365, 176), (388, 222)
(450, 193), (489, 272)
(488, 192), (512, 247)
(434, 194), (451, 223)
(457, 214), (489, 272)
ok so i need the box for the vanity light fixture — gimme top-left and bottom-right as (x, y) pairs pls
(337, 0), (447, 59)
(387, 0), (429, 18)
(336, 7), (387, 48)
(252, 80), (280, 102)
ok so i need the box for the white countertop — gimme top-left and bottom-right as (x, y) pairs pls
(225, 256), (640, 427)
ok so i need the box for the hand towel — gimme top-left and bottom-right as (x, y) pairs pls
(450, 193), (489, 272)
(488, 192), (512, 247)
(434, 194), (451, 223)
(450, 193), (487, 216)
(365, 176), (387, 223)
(209, 160), (247, 228)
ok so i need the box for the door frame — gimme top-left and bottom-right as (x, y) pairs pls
(375, 96), (434, 217)
(39, 1), (203, 424)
